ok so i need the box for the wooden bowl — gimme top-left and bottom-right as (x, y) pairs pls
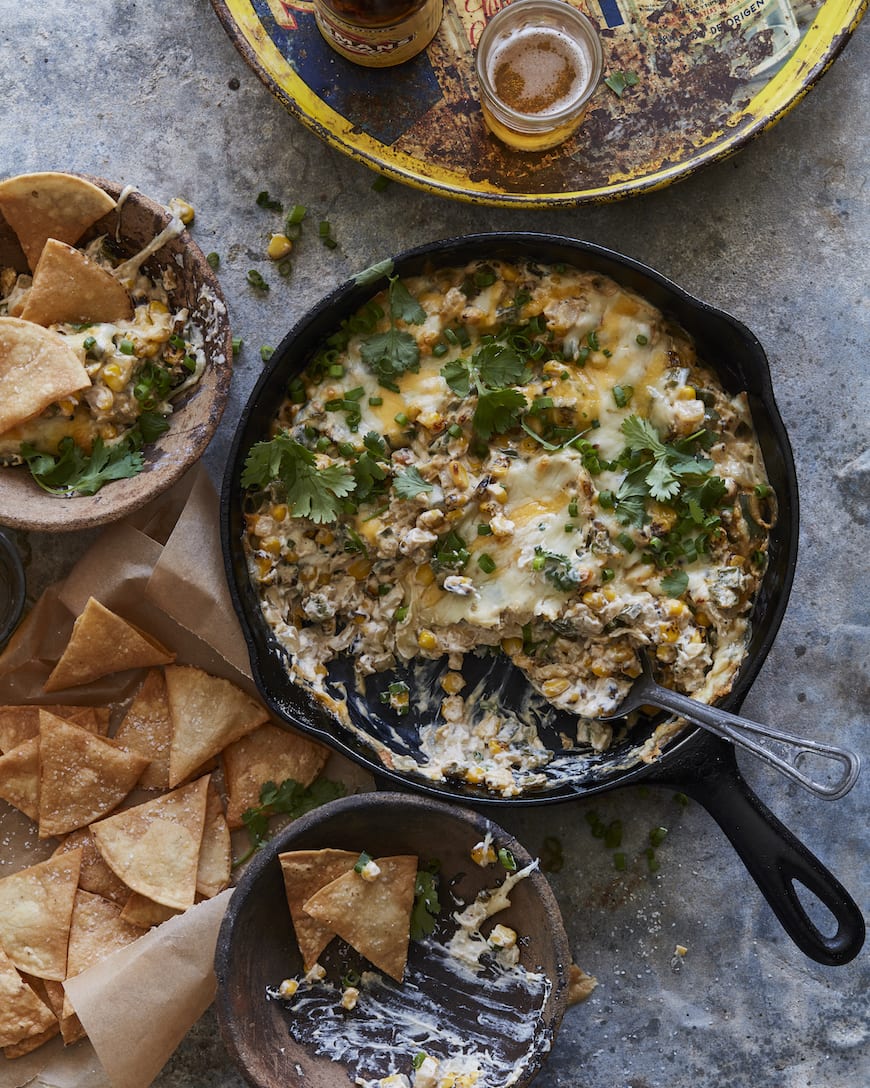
(215, 792), (570, 1088)
(0, 176), (232, 532)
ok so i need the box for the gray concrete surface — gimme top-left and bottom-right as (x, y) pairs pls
(2, 2), (868, 1086)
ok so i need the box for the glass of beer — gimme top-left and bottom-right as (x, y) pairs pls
(475, 0), (604, 151)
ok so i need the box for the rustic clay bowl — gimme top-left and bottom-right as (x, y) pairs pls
(215, 792), (570, 1088)
(0, 175), (233, 532)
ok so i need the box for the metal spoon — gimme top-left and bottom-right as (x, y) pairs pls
(597, 651), (861, 801)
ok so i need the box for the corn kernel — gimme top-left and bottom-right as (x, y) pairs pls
(667, 599), (688, 618)
(582, 591), (605, 611)
(347, 557), (372, 580)
(695, 611), (710, 627)
(415, 563), (435, 586)
(101, 362), (126, 392)
(255, 555), (273, 580)
(421, 585), (443, 607)
(440, 671), (465, 695)
(676, 385), (696, 400)
(262, 537), (282, 556)
(98, 422), (118, 440)
(590, 662), (611, 678)
(489, 924), (517, 949)
(270, 503), (288, 522)
(57, 397), (78, 415)
(93, 387), (114, 411)
(602, 586), (617, 602)
(169, 197), (195, 225)
(267, 233), (294, 260)
(465, 766), (485, 785)
(417, 629), (438, 651)
(278, 978), (298, 998)
(340, 986), (360, 1010)
(449, 462), (469, 489)
(501, 636), (523, 655)
(660, 623), (681, 643)
(315, 529), (335, 546)
(149, 299), (170, 315)
(489, 483), (508, 504)
(542, 677), (569, 698)
(470, 839), (497, 866)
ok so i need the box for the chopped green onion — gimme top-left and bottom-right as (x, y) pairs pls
(636, 333), (648, 346)
(477, 553), (496, 574)
(604, 820), (623, 849)
(617, 532), (636, 552)
(448, 423), (463, 438)
(649, 826), (669, 848)
(394, 412), (409, 426)
(568, 500), (578, 517)
(368, 395), (383, 406)
(612, 385), (634, 408)
(354, 851), (372, 873)
(432, 343), (448, 357)
(328, 364), (345, 377)
(394, 605), (409, 622)
(82, 336), (96, 352)
(246, 269), (269, 291)
(497, 847), (517, 871)
(601, 568), (615, 582)
(256, 191), (282, 211)
(260, 346), (274, 362)
(477, 523), (492, 536)
(119, 339), (134, 355)
(206, 251), (220, 269)
(278, 258), (292, 278)
(232, 337), (243, 355)
(613, 852), (627, 871)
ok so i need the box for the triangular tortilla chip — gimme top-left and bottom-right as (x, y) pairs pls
(0, 849), (82, 979)
(0, 946), (57, 1048)
(0, 737), (39, 821)
(195, 782), (231, 899)
(279, 849), (359, 970)
(3, 1019), (61, 1058)
(223, 723), (329, 829)
(165, 666), (267, 787)
(0, 172), (115, 270)
(0, 704), (108, 753)
(38, 977), (84, 1045)
(38, 711), (149, 838)
(90, 775), (209, 910)
(43, 598), (175, 693)
(20, 237), (133, 327)
(113, 668), (172, 789)
(52, 826), (131, 903)
(119, 892), (179, 929)
(0, 316), (90, 435)
(302, 855), (418, 981)
(65, 889), (143, 992)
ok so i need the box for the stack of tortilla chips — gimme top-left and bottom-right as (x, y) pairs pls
(0, 596), (330, 1057)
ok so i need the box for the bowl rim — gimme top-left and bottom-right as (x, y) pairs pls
(214, 789), (571, 1088)
(0, 174), (233, 532)
(220, 232), (800, 805)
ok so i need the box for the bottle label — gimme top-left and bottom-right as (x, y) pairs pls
(314, 0), (442, 66)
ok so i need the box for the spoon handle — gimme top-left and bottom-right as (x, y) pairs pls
(647, 686), (861, 800)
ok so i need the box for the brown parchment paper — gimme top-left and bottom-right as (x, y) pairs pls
(0, 465), (370, 1088)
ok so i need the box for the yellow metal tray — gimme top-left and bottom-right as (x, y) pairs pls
(210, 0), (866, 206)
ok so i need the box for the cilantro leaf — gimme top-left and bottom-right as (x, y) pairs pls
(21, 435), (144, 496)
(393, 465), (433, 499)
(389, 277), (426, 325)
(473, 342), (528, 388)
(410, 867), (441, 940)
(441, 357), (472, 397)
(359, 327), (420, 389)
(237, 777), (346, 864)
(661, 569), (689, 597)
(242, 432), (356, 523)
(473, 387), (527, 441)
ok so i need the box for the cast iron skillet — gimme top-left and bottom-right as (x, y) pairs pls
(221, 234), (864, 966)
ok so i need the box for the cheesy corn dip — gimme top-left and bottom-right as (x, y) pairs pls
(243, 259), (774, 793)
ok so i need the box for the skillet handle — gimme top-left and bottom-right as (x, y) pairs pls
(645, 733), (865, 965)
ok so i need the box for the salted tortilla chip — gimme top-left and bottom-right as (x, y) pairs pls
(43, 597), (175, 693)
(0, 704), (108, 753)
(60, 890), (143, 1021)
(0, 946), (57, 1048)
(0, 737), (39, 821)
(223, 723), (329, 829)
(0, 316), (90, 436)
(36, 978), (83, 1045)
(3, 1019), (61, 1058)
(195, 782), (231, 899)
(279, 849), (359, 970)
(91, 775), (209, 911)
(119, 892), (179, 929)
(165, 666), (267, 787)
(52, 826), (130, 903)
(0, 171), (115, 270)
(20, 237), (133, 327)
(302, 855), (417, 982)
(113, 668), (172, 789)
(0, 849), (82, 979)
(38, 711), (149, 838)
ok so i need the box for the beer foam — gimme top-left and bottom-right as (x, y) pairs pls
(487, 25), (591, 116)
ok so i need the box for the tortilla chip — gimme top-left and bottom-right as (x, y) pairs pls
(165, 665), (267, 787)
(278, 849), (359, 970)
(0, 946), (57, 1048)
(223, 723), (329, 829)
(43, 597), (175, 693)
(302, 855), (417, 982)
(0, 171), (115, 270)
(54, 889), (143, 1025)
(0, 316), (90, 436)
(3, 1019), (61, 1058)
(119, 892), (180, 929)
(90, 775), (209, 911)
(0, 737), (39, 821)
(38, 711), (149, 838)
(0, 849), (82, 979)
(35, 978), (84, 1045)
(20, 237), (133, 327)
(195, 782), (231, 899)
(0, 704), (108, 753)
(113, 668), (172, 789)
(52, 826), (130, 903)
